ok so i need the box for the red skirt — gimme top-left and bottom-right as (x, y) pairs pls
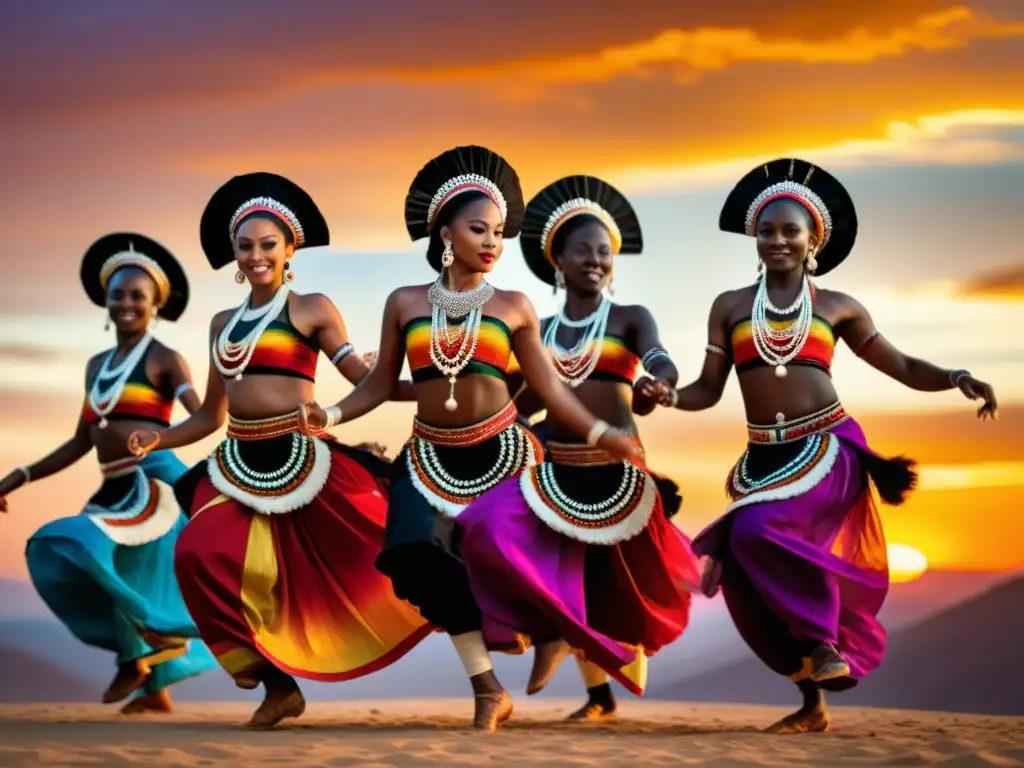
(173, 425), (431, 683)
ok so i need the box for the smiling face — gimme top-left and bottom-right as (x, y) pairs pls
(555, 216), (614, 297)
(755, 198), (818, 274)
(106, 267), (158, 334)
(440, 195), (504, 274)
(233, 214), (295, 287)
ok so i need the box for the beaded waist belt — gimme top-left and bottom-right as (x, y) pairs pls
(747, 402), (848, 444)
(100, 456), (140, 478)
(547, 440), (641, 467)
(226, 411), (324, 441)
(412, 401), (518, 448)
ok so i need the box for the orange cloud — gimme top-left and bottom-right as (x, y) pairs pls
(959, 265), (1024, 299)
(358, 6), (1024, 98)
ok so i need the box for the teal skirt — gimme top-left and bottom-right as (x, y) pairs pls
(25, 450), (215, 694)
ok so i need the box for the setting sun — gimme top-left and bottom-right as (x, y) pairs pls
(887, 543), (929, 583)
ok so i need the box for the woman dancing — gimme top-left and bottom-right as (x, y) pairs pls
(299, 147), (641, 732)
(456, 176), (702, 720)
(127, 172), (428, 728)
(656, 158), (998, 732)
(0, 233), (215, 713)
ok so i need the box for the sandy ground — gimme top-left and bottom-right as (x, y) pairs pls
(1, 699), (1022, 767)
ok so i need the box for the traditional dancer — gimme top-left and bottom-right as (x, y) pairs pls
(655, 158), (998, 732)
(299, 147), (641, 732)
(127, 172), (429, 728)
(0, 233), (215, 713)
(456, 176), (702, 720)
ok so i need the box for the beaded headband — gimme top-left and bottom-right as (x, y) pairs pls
(540, 198), (623, 266)
(745, 179), (832, 249)
(99, 244), (171, 307)
(229, 197), (305, 246)
(427, 174), (507, 231)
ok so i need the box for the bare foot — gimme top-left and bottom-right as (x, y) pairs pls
(764, 705), (831, 734)
(473, 689), (513, 732)
(248, 688), (306, 729)
(120, 689), (173, 715)
(567, 700), (617, 721)
(526, 639), (571, 695)
(102, 662), (147, 704)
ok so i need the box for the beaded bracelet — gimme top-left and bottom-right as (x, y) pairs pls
(706, 343), (728, 358)
(949, 369), (970, 387)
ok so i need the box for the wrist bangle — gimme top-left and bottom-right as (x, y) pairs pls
(324, 405), (343, 428)
(949, 369), (970, 387)
(17, 466), (31, 484)
(665, 389), (679, 408)
(587, 420), (611, 447)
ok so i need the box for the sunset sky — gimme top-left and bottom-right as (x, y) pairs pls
(0, 1), (1022, 582)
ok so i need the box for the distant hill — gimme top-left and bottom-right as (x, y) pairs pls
(0, 645), (94, 702)
(650, 574), (1024, 715)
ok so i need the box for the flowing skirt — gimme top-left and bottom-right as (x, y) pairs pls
(25, 451), (215, 693)
(375, 402), (543, 637)
(173, 415), (432, 683)
(692, 404), (916, 687)
(458, 441), (701, 694)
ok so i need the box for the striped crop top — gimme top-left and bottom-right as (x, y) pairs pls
(82, 345), (175, 427)
(217, 303), (319, 382)
(729, 315), (836, 375)
(403, 315), (514, 383)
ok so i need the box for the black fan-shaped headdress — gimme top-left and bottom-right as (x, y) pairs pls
(199, 172), (329, 270)
(719, 158), (857, 276)
(80, 232), (190, 322)
(404, 145), (525, 270)
(520, 175), (642, 286)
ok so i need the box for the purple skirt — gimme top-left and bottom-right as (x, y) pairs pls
(693, 417), (914, 685)
(457, 462), (700, 695)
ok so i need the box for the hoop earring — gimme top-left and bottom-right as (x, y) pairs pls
(284, 260), (294, 283)
(235, 269), (245, 284)
(441, 242), (454, 269)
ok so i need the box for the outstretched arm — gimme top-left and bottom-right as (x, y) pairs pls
(510, 294), (640, 460)
(312, 294), (417, 402)
(0, 413), (93, 503)
(328, 290), (407, 424)
(130, 315), (229, 455)
(631, 305), (680, 415)
(663, 293), (734, 411)
(838, 294), (997, 417)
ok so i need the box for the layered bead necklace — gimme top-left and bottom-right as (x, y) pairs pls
(88, 332), (154, 428)
(213, 285), (291, 381)
(542, 296), (611, 387)
(427, 274), (495, 411)
(751, 272), (813, 378)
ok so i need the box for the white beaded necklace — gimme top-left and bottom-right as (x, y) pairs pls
(214, 285), (291, 381)
(542, 296), (611, 387)
(750, 272), (812, 378)
(427, 275), (494, 412)
(88, 332), (154, 428)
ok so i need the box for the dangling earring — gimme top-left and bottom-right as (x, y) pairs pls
(235, 269), (245, 284)
(554, 269), (566, 294)
(104, 317), (111, 331)
(284, 260), (294, 283)
(757, 258), (764, 275)
(805, 250), (818, 274)
(441, 242), (454, 268)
